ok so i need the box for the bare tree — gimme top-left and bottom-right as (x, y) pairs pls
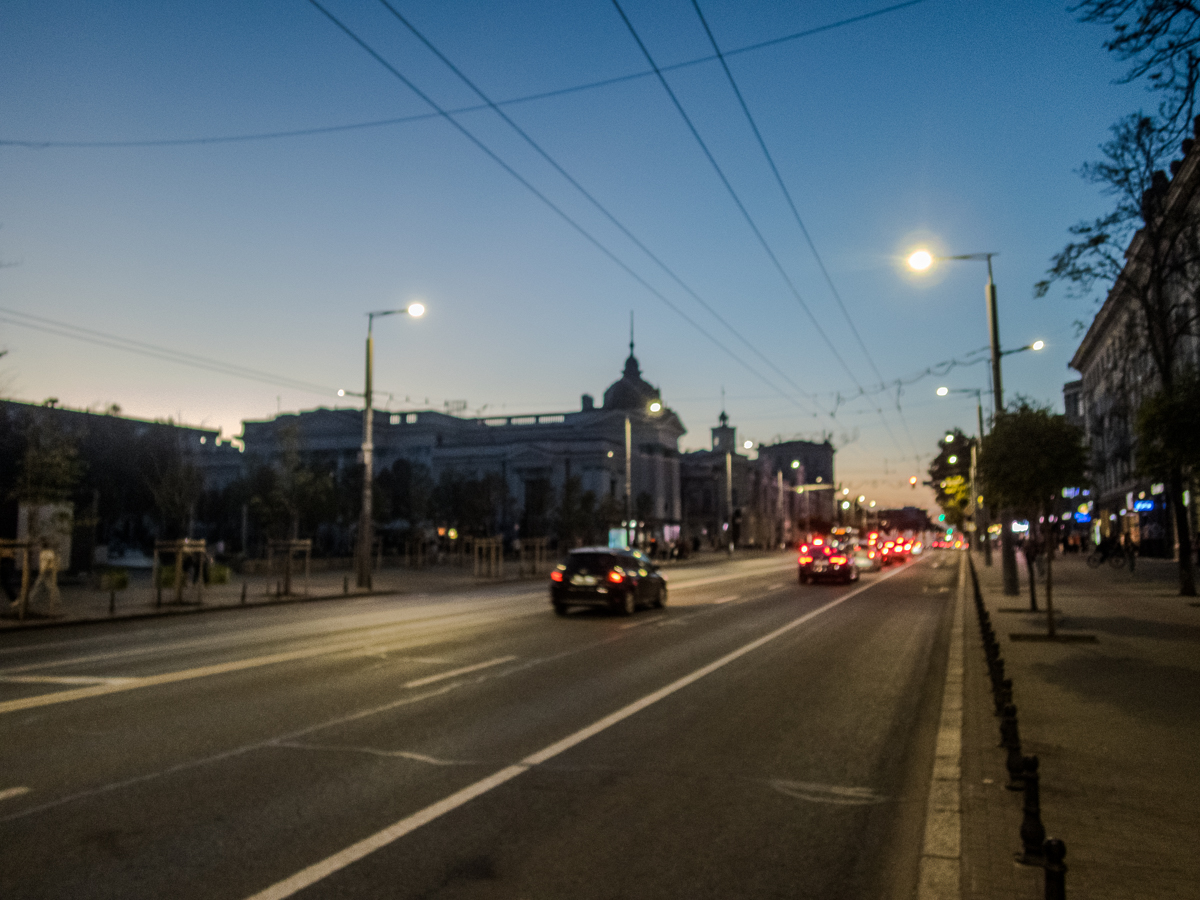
(1038, 113), (1200, 595)
(1075, 1), (1200, 139)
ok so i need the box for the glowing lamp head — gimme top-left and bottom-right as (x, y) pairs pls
(908, 250), (934, 271)
(406, 302), (426, 318)
(791, 460), (800, 469)
(1031, 340), (1045, 351)
(948, 455), (958, 464)
(338, 389), (346, 397)
(937, 386), (949, 396)
(909, 476), (918, 486)
(743, 440), (753, 449)
(648, 401), (662, 413)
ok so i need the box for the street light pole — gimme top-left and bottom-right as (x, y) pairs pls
(355, 303), (424, 590)
(913, 250), (1019, 595)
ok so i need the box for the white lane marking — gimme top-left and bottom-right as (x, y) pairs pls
(402, 656), (517, 688)
(770, 780), (887, 806)
(917, 553), (965, 900)
(275, 742), (476, 767)
(617, 616), (665, 630)
(0, 675), (139, 686)
(767, 582), (785, 591)
(711, 595), (739, 605)
(244, 564), (909, 900)
(0, 786), (31, 803)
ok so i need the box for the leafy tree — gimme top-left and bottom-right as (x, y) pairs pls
(1136, 366), (1200, 478)
(926, 429), (973, 531)
(979, 402), (1089, 633)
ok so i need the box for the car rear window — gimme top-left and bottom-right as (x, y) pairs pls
(565, 553), (617, 572)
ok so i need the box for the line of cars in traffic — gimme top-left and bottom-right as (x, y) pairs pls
(797, 531), (921, 584)
(547, 530), (926, 617)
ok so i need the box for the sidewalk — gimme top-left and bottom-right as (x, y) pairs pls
(0, 548), (782, 632)
(960, 550), (1200, 899)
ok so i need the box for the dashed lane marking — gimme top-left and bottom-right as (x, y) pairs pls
(711, 596), (739, 605)
(402, 656), (517, 688)
(0, 787), (31, 803)
(0, 675), (139, 686)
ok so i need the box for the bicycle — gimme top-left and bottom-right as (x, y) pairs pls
(1086, 549), (1126, 569)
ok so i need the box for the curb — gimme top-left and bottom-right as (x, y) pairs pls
(917, 549), (965, 899)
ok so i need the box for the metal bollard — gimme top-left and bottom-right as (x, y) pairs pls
(1043, 838), (1067, 899)
(994, 677), (1013, 716)
(344, 575), (349, 595)
(241, 582), (248, 605)
(109, 590), (116, 616)
(1016, 755), (1047, 865)
(1001, 704), (1025, 790)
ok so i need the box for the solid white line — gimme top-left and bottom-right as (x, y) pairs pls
(243, 563), (911, 900)
(0, 675), (138, 686)
(402, 656), (517, 688)
(917, 552), (964, 900)
(0, 786), (31, 802)
(711, 595), (739, 605)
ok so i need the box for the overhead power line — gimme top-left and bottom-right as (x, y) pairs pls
(305, 0), (825, 419)
(0, 306), (339, 396)
(0, 1), (925, 150)
(688, 0), (919, 457)
(373, 0), (827, 415)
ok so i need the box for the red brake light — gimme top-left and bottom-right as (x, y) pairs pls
(831, 556), (848, 565)
(799, 555), (813, 564)
(607, 568), (625, 584)
(550, 570), (563, 582)
(800, 544), (809, 553)
(814, 537), (824, 545)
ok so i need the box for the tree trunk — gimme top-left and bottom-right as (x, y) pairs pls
(1002, 516), (1019, 595)
(1168, 466), (1197, 597)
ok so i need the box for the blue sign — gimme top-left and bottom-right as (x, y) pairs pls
(1074, 513), (1092, 523)
(1133, 499), (1155, 512)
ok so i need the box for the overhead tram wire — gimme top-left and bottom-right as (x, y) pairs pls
(0, 1), (926, 151)
(610, 1), (874, 417)
(373, 0), (826, 414)
(0, 306), (339, 396)
(688, 0), (921, 461)
(304, 0), (821, 420)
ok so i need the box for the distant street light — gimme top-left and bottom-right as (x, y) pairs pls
(356, 302), (425, 589)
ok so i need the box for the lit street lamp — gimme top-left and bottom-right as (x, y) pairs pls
(937, 387), (989, 565)
(355, 302), (425, 589)
(909, 248), (1018, 595)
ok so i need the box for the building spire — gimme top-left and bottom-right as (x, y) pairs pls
(629, 309), (635, 357)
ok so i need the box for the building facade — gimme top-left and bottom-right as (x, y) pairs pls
(1068, 122), (1200, 555)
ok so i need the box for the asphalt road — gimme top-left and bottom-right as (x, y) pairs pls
(0, 551), (958, 900)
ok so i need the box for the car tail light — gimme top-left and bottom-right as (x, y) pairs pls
(798, 556), (813, 564)
(831, 556), (848, 565)
(813, 537), (824, 545)
(799, 544), (809, 553)
(550, 570), (564, 582)
(607, 568), (625, 584)
(868, 551), (876, 558)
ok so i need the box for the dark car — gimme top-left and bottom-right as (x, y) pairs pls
(798, 539), (859, 584)
(550, 547), (667, 616)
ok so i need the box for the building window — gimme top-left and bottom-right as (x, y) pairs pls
(390, 414), (401, 425)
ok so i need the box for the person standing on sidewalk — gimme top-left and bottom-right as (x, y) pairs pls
(1124, 532), (1138, 573)
(27, 539), (61, 616)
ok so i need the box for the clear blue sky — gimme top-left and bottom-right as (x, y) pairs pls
(1, 0), (1151, 507)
